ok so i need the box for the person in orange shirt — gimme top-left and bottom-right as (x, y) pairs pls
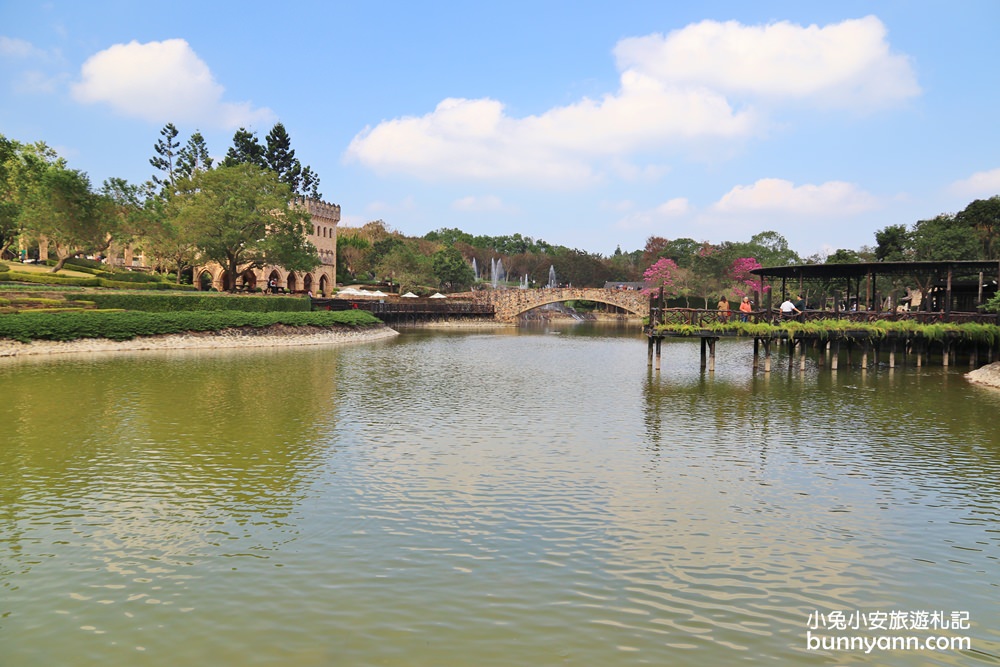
(739, 296), (753, 322)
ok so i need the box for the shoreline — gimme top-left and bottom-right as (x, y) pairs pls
(0, 324), (399, 358)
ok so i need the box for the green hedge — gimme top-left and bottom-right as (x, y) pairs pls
(95, 271), (165, 283)
(0, 271), (196, 290)
(0, 309), (381, 342)
(85, 293), (311, 312)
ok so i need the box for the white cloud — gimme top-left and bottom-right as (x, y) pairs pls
(346, 16), (917, 187)
(712, 178), (879, 216)
(366, 196), (417, 214)
(13, 70), (66, 94)
(452, 195), (511, 213)
(614, 16), (919, 111)
(0, 36), (44, 59)
(614, 197), (692, 230)
(949, 168), (1000, 198)
(71, 39), (274, 128)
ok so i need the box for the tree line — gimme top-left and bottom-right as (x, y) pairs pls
(1, 123), (323, 284)
(3, 124), (998, 298)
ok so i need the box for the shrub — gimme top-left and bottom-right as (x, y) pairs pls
(85, 293), (311, 312)
(95, 271), (165, 283)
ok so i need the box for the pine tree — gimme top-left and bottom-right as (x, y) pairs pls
(176, 131), (213, 179)
(221, 128), (266, 168)
(264, 122), (301, 193)
(149, 123), (180, 190)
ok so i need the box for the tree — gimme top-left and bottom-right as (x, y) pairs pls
(99, 176), (148, 255)
(642, 257), (680, 297)
(911, 214), (979, 261)
(140, 190), (198, 283)
(727, 257), (769, 301)
(874, 224), (910, 261)
(176, 130), (214, 179)
(0, 135), (23, 258)
(264, 122), (321, 199)
(825, 248), (862, 264)
(19, 161), (107, 272)
(149, 123), (180, 191)
(955, 196), (1000, 260)
(432, 245), (475, 291)
(171, 164), (319, 291)
(336, 233), (372, 281)
(221, 128), (266, 169)
(641, 236), (670, 268)
(264, 122), (301, 192)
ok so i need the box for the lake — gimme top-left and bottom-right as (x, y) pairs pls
(1, 323), (997, 665)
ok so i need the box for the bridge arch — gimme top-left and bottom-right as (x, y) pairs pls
(476, 287), (648, 322)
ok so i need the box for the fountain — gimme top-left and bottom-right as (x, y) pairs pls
(548, 265), (557, 289)
(471, 257), (478, 281)
(492, 258), (506, 289)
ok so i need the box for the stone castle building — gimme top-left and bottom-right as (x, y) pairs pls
(23, 198), (339, 295)
(195, 198), (339, 295)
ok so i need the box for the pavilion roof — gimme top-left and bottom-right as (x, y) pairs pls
(751, 260), (1000, 281)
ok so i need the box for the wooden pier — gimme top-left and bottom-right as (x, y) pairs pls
(645, 305), (1000, 373)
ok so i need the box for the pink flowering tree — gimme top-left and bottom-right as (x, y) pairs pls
(642, 257), (680, 297)
(727, 257), (770, 302)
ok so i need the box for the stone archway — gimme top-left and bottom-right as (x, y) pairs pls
(199, 270), (214, 291)
(286, 272), (298, 293)
(266, 269), (281, 294)
(318, 274), (329, 296)
(303, 274), (313, 294)
(240, 270), (257, 291)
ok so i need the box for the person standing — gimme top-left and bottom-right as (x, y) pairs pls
(739, 296), (753, 322)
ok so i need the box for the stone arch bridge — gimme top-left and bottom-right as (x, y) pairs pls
(474, 287), (649, 322)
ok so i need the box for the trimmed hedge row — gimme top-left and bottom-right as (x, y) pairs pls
(95, 271), (165, 283)
(0, 309), (381, 342)
(85, 292), (311, 312)
(0, 271), (197, 290)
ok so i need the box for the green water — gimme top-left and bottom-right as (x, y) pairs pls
(1, 324), (998, 666)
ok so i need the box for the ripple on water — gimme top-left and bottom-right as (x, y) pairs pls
(2, 333), (999, 665)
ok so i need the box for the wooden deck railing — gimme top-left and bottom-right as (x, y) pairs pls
(650, 308), (1000, 328)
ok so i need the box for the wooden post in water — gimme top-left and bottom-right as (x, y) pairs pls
(888, 339), (896, 368)
(753, 338), (760, 371)
(700, 337), (707, 370)
(655, 337), (662, 371)
(942, 341), (950, 367)
(800, 339), (807, 371)
(708, 338), (717, 372)
(647, 337), (654, 367)
(831, 338), (839, 370)
(764, 338), (772, 373)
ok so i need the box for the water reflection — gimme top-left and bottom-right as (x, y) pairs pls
(1, 329), (997, 666)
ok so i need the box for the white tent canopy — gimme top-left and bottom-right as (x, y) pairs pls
(401, 292), (419, 298)
(429, 292), (447, 299)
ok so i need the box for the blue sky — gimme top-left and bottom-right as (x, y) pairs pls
(2, 1), (999, 258)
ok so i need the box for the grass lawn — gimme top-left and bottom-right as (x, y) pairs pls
(6, 262), (94, 279)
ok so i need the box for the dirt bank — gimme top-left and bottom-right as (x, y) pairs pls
(0, 324), (398, 358)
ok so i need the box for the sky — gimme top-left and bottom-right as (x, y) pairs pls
(2, 1), (999, 259)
